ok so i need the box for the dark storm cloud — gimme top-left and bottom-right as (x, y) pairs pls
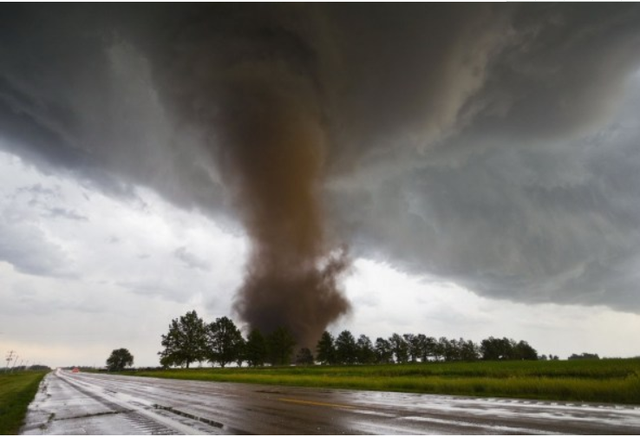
(460, 4), (640, 143)
(341, 137), (640, 313)
(1, 3), (640, 324)
(0, 4), (226, 214)
(339, 72), (640, 313)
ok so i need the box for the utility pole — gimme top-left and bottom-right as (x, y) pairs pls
(5, 350), (14, 373)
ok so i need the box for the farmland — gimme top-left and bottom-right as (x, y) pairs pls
(128, 358), (640, 405)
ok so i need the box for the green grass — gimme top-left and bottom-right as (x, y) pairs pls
(0, 371), (48, 434)
(127, 359), (640, 405)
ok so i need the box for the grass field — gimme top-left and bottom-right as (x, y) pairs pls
(0, 371), (47, 434)
(128, 359), (640, 405)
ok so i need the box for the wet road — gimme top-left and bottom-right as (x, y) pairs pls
(21, 369), (640, 434)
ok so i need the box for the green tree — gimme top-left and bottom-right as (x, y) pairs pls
(235, 335), (247, 367)
(389, 333), (409, 363)
(316, 331), (336, 365)
(295, 347), (315, 365)
(568, 352), (600, 360)
(432, 337), (445, 362)
(335, 330), (358, 365)
(106, 348), (134, 371)
(442, 338), (459, 362)
(245, 328), (268, 367)
(267, 326), (296, 366)
(514, 341), (538, 360)
(158, 310), (207, 368)
(356, 334), (376, 364)
(404, 334), (422, 363)
(481, 337), (538, 361)
(420, 336), (437, 362)
(459, 338), (480, 361)
(206, 316), (244, 368)
(375, 337), (393, 363)
(480, 337), (512, 360)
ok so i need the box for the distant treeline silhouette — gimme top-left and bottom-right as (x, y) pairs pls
(568, 353), (600, 360)
(157, 310), (541, 368)
(2, 364), (50, 372)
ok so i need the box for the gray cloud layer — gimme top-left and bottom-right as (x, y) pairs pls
(173, 246), (211, 271)
(2, 4), (640, 312)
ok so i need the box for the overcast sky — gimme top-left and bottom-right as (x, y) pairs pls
(2, 4), (640, 367)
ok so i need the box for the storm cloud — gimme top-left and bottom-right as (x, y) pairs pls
(2, 3), (640, 342)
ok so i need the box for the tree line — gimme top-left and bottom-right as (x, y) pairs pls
(315, 331), (539, 364)
(568, 352), (600, 360)
(157, 310), (541, 368)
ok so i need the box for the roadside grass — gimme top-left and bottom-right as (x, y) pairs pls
(128, 359), (640, 405)
(0, 371), (47, 434)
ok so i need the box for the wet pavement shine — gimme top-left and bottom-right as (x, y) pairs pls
(20, 369), (640, 434)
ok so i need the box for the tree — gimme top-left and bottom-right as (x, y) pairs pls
(480, 337), (513, 361)
(420, 336), (437, 362)
(29, 364), (51, 371)
(432, 337), (445, 362)
(375, 337), (393, 364)
(235, 335), (247, 367)
(158, 310), (207, 368)
(295, 347), (315, 365)
(389, 333), (409, 363)
(356, 334), (376, 364)
(459, 338), (480, 362)
(206, 316), (244, 368)
(404, 334), (422, 363)
(106, 348), (134, 372)
(267, 326), (296, 366)
(335, 330), (358, 365)
(440, 337), (457, 362)
(568, 352), (600, 360)
(480, 337), (538, 361)
(316, 331), (336, 365)
(514, 341), (538, 360)
(245, 329), (268, 367)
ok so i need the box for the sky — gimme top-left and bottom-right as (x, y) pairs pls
(2, 4), (640, 367)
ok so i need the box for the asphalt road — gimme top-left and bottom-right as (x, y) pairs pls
(21, 369), (640, 434)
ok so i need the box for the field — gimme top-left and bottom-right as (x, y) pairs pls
(129, 359), (640, 405)
(0, 371), (47, 434)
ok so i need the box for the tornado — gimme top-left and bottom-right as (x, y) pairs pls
(219, 82), (351, 348)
